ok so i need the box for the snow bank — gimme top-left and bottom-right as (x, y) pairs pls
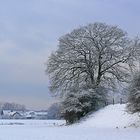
(81, 104), (140, 128)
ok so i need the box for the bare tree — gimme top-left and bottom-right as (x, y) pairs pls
(0, 102), (26, 111)
(127, 73), (140, 113)
(47, 22), (135, 95)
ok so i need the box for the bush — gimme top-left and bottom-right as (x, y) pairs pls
(61, 87), (107, 124)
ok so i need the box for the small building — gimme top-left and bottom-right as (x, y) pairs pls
(10, 112), (23, 119)
(35, 112), (48, 119)
(25, 111), (36, 119)
(1, 110), (24, 119)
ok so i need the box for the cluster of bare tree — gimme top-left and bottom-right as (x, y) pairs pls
(0, 102), (26, 111)
(47, 103), (61, 119)
(46, 22), (140, 124)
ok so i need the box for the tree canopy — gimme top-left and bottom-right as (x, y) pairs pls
(47, 22), (135, 95)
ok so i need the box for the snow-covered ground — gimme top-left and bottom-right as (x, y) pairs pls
(0, 104), (140, 140)
(81, 104), (140, 128)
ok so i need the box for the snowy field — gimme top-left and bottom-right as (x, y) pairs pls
(0, 104), (140, 140)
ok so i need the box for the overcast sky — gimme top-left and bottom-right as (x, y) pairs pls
(0, 0), (140, 110)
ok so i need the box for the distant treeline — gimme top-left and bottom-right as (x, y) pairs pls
(0, 102), (26, 111)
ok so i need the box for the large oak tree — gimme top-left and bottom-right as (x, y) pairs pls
(47, 22), (135, 95)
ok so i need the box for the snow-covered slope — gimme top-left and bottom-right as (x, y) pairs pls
(81, 104), (140, 128)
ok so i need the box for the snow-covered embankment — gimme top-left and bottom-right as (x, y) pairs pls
(80, 104), (140, 128)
